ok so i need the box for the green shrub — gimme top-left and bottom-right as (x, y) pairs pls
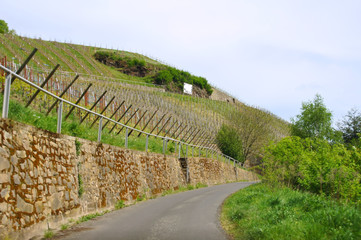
(75, 139), (81, 156)
(262, 136), (361, 203)
(216, 124), (244, 162)
(0, 19), (9, 34)
(44, 229), (54, 239)
(77, 165), (84, 197)
(154, 67), (213, 95)
(61, 224), (69, 230)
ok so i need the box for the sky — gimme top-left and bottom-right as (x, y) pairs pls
(2, 0), (361, 123)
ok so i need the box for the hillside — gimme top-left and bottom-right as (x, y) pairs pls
(0, 33), (289, 164)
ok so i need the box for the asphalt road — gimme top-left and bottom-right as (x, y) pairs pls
(56, 181), (257, 240)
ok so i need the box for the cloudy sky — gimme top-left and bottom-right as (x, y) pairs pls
(2, 0), (361, 123)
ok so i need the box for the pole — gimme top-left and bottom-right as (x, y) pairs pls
(26, 64), (60, 107)
(90, 96), (116, 127)
(2, 74), (11, 118)
(64, 83), (92, 120)
(47, 75), (79, 115)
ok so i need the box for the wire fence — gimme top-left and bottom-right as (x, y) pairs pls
(0, 63), (244, 168)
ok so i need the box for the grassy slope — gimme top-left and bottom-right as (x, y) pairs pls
(222, 183), (361, 240)
(0, 34), (163, 82)
(0, 34), (290, 162)
(0, 92), (179, 156)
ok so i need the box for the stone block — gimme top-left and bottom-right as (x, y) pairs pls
(0, 202), (7, 212)
(49, 185), (56, 195)
(0, 156), (10, 171)
(10, 155), (18, 166)
(25, 173), (32, 185)
(35, 201), (43, 213)
(16, 195), (33, 214)
(0, 147), (8, 157)
(49, 192), (62, 210)
(1, 187), (10, 200)
(0, 174), (9, 184)
(16, 150), (27, 159)
(1, 214), (8, 225)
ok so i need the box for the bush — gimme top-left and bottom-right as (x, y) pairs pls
(154, 67), (213, 95)
(262, 136), (361, 203)
(216, 124), (244, 162)
(93, 51), (148, 76)
(0, 19), (9, 34)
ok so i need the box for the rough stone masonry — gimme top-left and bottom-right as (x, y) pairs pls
(0, 119), (258, 239)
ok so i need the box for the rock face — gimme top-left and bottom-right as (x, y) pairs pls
(0, 119), (258, 239)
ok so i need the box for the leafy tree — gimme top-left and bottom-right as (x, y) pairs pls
(216, 124), (243, 161)
(224, 105), (286, 164)
(291, 94), (333, 140)
(338, 108), (361, 146)
(0, 19), (9, 34)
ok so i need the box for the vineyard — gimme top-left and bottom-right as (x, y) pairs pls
(0, 34), (289, 164)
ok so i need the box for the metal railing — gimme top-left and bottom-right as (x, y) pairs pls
(0, 63), (244, 168)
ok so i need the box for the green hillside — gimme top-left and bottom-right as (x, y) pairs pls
(0, 33), (290, 165)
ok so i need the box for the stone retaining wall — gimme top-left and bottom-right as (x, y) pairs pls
(0, 119), (258, 239)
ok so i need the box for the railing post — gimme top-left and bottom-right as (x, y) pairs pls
(162, 138), (166, 154)
(57, 100), (63, 134)
(199, 147), (201, 157)
(145, 134), (149, 152)
(178, 142), (181, 158)
(97, 117), (103, 142)
(186, 158), (189, 183)
(125, 127), (128, 148)
(2, 74), (11, 118)
(186, 145), (188, 158)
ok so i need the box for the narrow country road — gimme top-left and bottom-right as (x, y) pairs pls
(55, 182), (257, 240)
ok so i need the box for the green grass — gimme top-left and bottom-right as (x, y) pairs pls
(43, 229), (54, 239)
(161, 183), (208, 196)
(222, 183), (361, 240)
(0, 93), (178, 156)
(76, 212), (103, 224)
(115, 200), (125, 210)
(60, 224), (69, 230)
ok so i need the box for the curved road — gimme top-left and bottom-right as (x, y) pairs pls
(56, 182), (256, 240)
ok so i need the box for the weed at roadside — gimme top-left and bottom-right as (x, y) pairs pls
(44, 229), (54, 239)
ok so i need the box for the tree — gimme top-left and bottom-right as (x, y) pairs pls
(0, 20), (9, 34)
(216, 124), (243, 161)
(291, 94), (333, 140)
(338, 108), (361, 146)
(225, 105), (286, 163)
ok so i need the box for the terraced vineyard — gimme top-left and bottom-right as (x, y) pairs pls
(0, 34), (289, 163)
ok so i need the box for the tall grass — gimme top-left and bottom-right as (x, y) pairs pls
(222, 183), (361, 240)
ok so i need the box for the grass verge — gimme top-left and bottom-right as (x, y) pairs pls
(221, 183), (361, 240)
